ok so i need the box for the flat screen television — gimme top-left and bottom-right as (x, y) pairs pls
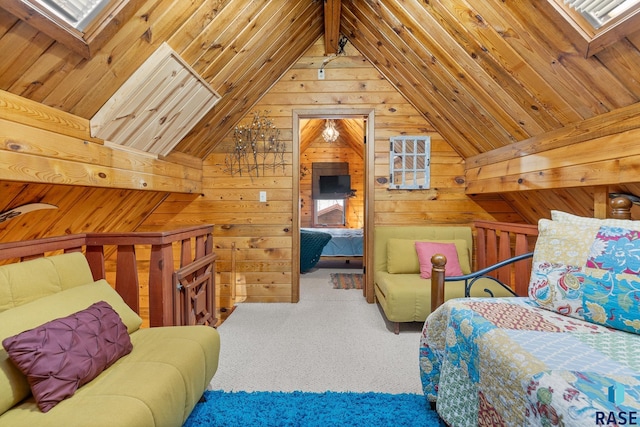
(319, 175), (351, 197)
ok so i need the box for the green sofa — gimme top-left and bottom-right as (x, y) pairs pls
(0, 252), (220, 427)
(373, 226), (513, 333)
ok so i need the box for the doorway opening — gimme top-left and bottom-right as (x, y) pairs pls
(292, 109), (375, 303)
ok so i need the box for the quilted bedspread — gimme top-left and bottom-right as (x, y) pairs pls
(419, 297), (640, 427)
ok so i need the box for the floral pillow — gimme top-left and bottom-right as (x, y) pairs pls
(528, 262), (584, 318)
(527, 219), (600, 318)
(574, 226), (640, 334)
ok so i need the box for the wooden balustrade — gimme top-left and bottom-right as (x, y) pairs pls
(0, 225), (216, 328)
(473, 220), (539, 297)
(430, 196), (635, 312)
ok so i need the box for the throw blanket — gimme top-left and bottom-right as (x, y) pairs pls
(419, 297), (640, 427)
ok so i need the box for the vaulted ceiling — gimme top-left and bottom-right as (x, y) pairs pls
(1, 0), (639, 172)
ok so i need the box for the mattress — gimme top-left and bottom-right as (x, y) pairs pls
(301, 228), (363, 256)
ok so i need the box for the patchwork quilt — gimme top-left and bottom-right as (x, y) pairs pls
(419, 297), (640, 427)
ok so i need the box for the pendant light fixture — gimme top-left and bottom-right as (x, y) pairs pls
(322, 119), (339, 142)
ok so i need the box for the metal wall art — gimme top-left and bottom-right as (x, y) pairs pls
(224, 111), (286, 177)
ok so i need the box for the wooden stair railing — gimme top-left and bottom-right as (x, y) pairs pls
(473, 220), (539, 297)
(431, 196), (635, 313)
(0, 225), (216, 328)
(429, 222), (537, 315)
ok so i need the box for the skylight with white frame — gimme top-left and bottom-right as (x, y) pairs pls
(33, 0), (110, 31)
(547, 0), (640, 56)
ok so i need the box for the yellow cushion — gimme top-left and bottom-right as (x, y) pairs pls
(0, 326), (220, 427)
(373, 271), (512, 322)
(0, 280), (142, 416)
(0, 253), (94, 313)
(386, 238), (471, 275)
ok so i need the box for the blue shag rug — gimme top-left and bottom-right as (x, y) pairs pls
(183, 390), (443, 427)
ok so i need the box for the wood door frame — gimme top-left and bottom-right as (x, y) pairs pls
(292, 109), (375, 303)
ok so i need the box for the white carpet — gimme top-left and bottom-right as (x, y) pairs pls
(209, 267), (424, 394)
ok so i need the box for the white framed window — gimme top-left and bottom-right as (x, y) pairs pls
(389, 136), (430, 190)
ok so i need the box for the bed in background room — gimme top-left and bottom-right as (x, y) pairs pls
(302, 228), (363, 257)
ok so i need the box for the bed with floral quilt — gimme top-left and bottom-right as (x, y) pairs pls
(419, 211), (640, 427)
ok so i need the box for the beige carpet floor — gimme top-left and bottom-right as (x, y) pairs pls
(209, 266), (424, 394)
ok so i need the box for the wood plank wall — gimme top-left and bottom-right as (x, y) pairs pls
(0, 181), (170, 243)
(140, 37), (519, 307)
(299, 122), (364, 229)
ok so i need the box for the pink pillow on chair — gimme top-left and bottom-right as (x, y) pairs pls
(415, 241), (464, 279)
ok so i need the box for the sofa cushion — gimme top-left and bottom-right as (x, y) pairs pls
(373, 272), (514, 323)
(0, 326), (221, 427)
(386, 238), (470, 275)
(0, 280), (142, 416)
(0, 253), (94, 313)
(2, 301), (132, 412)
(415, 241), (463, 279)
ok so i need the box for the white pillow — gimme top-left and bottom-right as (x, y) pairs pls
(551, 210), (640, 229)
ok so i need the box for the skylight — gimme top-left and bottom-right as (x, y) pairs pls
(34, 0), (110, 31)
(565, 0), (640, 29)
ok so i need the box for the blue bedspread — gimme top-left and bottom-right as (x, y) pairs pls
(301, 228), (363, 256)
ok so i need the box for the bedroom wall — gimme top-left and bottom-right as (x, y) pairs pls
(300, 125), (364, 229)
(139, 37), (522, 308)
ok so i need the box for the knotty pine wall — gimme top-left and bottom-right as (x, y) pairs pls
(0, 181), (169, 243)
(140, 38), (521, 307)
(300, 131), (364, 229)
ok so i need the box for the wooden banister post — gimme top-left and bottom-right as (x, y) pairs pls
(85, 244), (105, 281)
(431, 254), (447, 313)
(610, 196), (632, 219)
(115, 245), (140, 314)
(149, 242), (175, 327)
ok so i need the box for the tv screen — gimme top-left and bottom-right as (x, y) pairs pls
(319, 175), (351, 196)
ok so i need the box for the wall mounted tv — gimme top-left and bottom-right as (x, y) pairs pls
(318, 175), (351, 198)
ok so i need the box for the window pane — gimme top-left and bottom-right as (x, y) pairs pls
(389, 136), (431, 190)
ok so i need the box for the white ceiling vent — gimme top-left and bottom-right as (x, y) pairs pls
(91, 42), (220, 157)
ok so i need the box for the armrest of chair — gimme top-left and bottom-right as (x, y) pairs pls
(430, 252), (534, 313)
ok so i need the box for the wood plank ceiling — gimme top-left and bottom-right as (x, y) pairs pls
(2, 1), (639, 159)
(2, 0), (640, 224)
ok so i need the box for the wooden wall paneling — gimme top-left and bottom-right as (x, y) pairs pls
(175, 2), (323, 158)
(497, 0), (638, 110)
(466, 193), (525, 224)
(471, 1), (634, 116)
(423, 0), (572, 129)
(194, 1), (294, 84)
(0, 181), (169, 243)
(466, 102), (640, 170)
(0, 21), (54, 89)
(342, 2), (490, 157)
(52, 0), (203, 117)
(381, 0), (540, 142)
(299, 127), (364, 228)
(594, 38), (640, 99)
(466, 126), (640, 193)
(143, 36), (489, 307)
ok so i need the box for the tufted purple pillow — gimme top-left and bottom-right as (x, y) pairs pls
(2, 301), (132, 412)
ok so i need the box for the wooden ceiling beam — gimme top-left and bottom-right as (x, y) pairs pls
(324, 0), (341, 54)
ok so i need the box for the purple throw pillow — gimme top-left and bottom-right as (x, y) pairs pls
(2, 301), (132, 412)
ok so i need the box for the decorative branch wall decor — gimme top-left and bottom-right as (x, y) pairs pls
(224, 111), (286, 177)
